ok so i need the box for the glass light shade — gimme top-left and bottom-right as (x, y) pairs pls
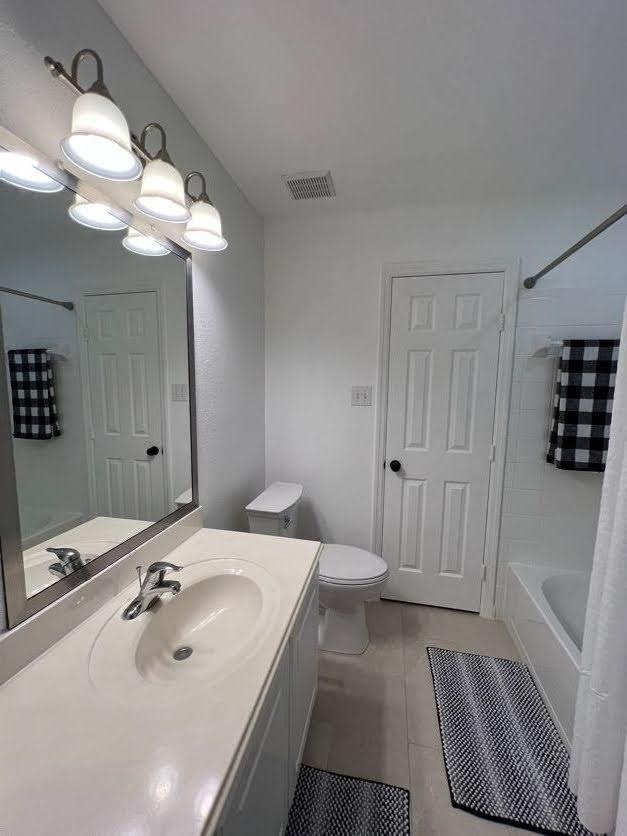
(68, 194), (127, 231)
(122, 227), (169, 257)
(61, 92), (142, 182)
(182, 200), (228, 251)
(134, 159), (190, 223)
(0, 151), (63, 193)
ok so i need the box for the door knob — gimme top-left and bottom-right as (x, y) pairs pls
(146, 445), (160, 457)
(389, 459), (402, 472)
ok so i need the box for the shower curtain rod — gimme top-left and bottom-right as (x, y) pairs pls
(0, 286), (74, 311)
(523, 202), (627, 289)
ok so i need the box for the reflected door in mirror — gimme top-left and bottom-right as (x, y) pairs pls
(85, 291), (166, 522)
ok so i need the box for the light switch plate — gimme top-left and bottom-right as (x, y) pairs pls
(171, 383), (189, 403)
(351, 385), (373, 406)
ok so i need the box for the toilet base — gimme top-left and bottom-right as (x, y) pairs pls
(318, 602), (369, 655)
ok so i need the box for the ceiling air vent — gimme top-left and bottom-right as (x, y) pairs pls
(282, 170), (336, 200)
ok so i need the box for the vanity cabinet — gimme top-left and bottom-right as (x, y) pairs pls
(218, 575), (318, 836)
(289, 578), (319, 799)
(220, 652), (291, 836)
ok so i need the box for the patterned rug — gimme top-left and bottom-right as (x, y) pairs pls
(286, 764), (410, 835)
(427, 646), (601, 836)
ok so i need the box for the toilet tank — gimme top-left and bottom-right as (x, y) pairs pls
(246, 482), (303, 538)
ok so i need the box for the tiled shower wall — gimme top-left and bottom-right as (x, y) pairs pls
(495, 288), (626, 611)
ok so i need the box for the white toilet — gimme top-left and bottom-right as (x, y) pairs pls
(246, 482), (389, 654)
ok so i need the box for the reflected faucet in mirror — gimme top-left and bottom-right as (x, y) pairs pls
(122, 561), (182, 621)
(46, 546), (86, 579)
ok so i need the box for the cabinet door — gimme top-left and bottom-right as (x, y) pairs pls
(289, 578), (319, 799)
(221, 653), (290, 836)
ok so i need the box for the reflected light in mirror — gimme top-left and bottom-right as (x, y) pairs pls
(122, 226), (170, 256)
(61, 92), (142, 182)
(0, 151), (64, 193)
(68, 194), (127, 231)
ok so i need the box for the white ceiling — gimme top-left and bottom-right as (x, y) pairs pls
(98, 0), (627, 219)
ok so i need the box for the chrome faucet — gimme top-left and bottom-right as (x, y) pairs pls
(121, 561), (182, 620)
(47, 547), (85, 579)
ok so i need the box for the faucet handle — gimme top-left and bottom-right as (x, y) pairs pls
(135, 561), (183, 593)
(46, 546), (81, 563)
(147, 561), (182, 574)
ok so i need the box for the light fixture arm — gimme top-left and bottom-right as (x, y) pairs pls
(70, 49), (111, 98)
(45, 49), (111, 99)
(185, 171), (213, 205)
(139, 123), (174, 164)
(45, 55), (85, 95)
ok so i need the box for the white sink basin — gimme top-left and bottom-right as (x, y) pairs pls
(89, 558), (280, 699)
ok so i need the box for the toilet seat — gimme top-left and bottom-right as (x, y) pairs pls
(319, 544), (388, 586)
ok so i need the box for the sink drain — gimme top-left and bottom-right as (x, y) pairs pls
(173, 646), (193, 661)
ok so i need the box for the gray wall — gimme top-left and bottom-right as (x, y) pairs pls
(0, 0), (266, 630)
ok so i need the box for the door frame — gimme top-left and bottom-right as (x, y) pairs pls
(77, 285), (171, 520)
(372, 258), (520, 617)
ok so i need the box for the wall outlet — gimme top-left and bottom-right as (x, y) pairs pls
(171, 383), (189, 403)
(351, 385), (373, 406)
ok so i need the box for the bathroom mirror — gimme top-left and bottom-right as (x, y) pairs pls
(0, 130), (197, 627)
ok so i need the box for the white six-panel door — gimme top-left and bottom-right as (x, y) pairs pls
(382, 273), (504, 611)
(84, 292), (166, 522)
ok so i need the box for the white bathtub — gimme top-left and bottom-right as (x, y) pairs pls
(505, 563), (590, 746)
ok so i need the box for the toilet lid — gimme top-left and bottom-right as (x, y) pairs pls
(245, 482), (303, 515)
(319, 544), (388, 585)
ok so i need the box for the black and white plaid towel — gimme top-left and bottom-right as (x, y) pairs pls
(547, 339), (619, 471)
(7, 349), (61, 440)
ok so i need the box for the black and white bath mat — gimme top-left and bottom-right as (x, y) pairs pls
(427, 646), (601, 836)
(286, 765), (410, 836)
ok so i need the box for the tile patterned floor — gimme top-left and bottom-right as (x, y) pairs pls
(303, 600), (531, 835)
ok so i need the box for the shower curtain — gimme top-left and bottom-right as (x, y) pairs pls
(569, 301), (627, 834)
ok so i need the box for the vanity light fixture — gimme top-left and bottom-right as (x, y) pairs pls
(47, 50), (143, 182)
(0, 151), (64, 193)
(122, 226), (170, 257)
(134, 124), (190, 224)
(182, 172), (228, 251)
(45, 50), (228, 247)
(68, 194), (127, 231)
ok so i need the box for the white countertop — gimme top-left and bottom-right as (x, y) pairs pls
(1, 527), (320, 836)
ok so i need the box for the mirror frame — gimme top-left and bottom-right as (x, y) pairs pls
(0, 127), (198, 628)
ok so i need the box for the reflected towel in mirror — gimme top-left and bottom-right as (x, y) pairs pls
(7, 348), (61, 439)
